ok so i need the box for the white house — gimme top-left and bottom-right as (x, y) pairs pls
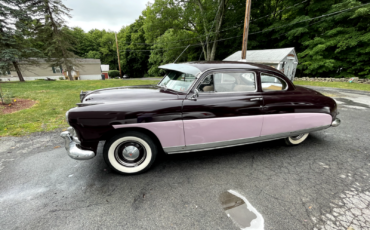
(223, 47), (299, 81)
(0, 59), (103, 81)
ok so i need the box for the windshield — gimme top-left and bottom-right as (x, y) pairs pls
(158, 70), (197, 92)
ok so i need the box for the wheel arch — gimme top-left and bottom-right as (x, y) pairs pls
(101, 127), (164, 152)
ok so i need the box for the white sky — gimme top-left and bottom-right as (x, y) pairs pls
(63, 0), (153, 32)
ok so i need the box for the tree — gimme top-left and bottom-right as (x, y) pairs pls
(0, 0), (42, 81)
(119, 16), (150, 78)
(27, 0), (78, 81)
(86, 51), (101, 59)
(144, 0), (230, 62)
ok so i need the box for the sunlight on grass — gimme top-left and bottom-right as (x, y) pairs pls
(0, 79), (159, 136)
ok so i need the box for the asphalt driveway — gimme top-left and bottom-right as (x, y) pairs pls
(0, 86), (369, 230)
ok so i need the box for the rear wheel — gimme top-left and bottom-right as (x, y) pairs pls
(103, 131), (158, 175)
(285, 133), (309, 146)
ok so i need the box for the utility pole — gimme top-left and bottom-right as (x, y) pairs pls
(241, 0), (252, 60)
(115, 33), (122, 78)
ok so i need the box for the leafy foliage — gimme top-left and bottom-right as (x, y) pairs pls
(26, 0), (78, 80)
(2, 0), (370, 79)
(108, 70), (120, 78)
(0, 0), (42, 81)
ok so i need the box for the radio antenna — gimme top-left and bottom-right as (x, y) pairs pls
(173, 45), (190, 63)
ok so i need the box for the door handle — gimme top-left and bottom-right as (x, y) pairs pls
(250, 98), (263, 101)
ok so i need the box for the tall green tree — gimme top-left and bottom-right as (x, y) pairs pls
(27, 0), (78, 80)
(119, 16), (150, 78)
(144, 0), (231, 61)
(0, 0), (42, 81)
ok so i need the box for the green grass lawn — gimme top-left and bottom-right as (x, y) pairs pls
(294, 80), (370, 92)
(0, 79), (159, 137)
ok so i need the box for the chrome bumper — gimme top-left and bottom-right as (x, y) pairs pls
(60, 127), (95, 160)
(331, 118), (341, 127)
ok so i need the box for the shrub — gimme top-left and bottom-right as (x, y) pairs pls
(59, 77), (65, 80)
(108, 70), (120, 78)
(0, 89), (14, 104)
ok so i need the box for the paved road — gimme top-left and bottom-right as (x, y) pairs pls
(1, 87), (370, 230)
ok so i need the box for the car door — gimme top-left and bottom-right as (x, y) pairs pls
(259, 72), (329, 137)
(182, 69), (264, 150)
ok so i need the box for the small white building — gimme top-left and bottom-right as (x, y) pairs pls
(0, 59), (102, 81)
(101, 65), (109, 79)
(223, 47), (299, 81)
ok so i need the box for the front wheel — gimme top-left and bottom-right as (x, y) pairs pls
(284, 133), (309, 146)
(103, 131), (158, 175)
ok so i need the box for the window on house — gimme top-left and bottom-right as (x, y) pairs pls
(52, 66), (62, 73)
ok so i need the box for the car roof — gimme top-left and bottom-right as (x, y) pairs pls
(160, 61), (282, 76)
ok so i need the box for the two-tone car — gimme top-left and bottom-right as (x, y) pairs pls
(61, 61), (341, 174)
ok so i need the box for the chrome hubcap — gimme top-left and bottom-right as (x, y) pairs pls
(122, 146), (140, 161)
(114, 141), (146, 167)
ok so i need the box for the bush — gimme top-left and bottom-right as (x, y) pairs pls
(0, 89), (14, 104)
(108, 70), (120, 78)
(59, 77), (65, 80)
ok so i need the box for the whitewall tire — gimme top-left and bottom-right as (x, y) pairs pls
(103, 131), (158, 174)
(285, 133), (309, 146)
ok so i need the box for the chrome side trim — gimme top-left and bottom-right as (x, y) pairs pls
(164, 125), (330, 154)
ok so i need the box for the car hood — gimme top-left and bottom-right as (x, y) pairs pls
(80, 85), (179, 106)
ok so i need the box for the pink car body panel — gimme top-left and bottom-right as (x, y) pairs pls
(113, 113), (332, 149)
(260, 113), (332, 136)
(183, 116), (264, 146)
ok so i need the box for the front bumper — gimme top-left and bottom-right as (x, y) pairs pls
(331, 118), (341, 127)
(60, 127), (95, 160)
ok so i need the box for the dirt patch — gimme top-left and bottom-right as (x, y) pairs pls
(0, 99), (36, 114)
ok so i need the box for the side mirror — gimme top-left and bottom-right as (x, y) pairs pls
(189, 89), (199, 101)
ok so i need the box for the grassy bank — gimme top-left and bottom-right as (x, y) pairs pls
(0, 79), (159, 136)
(294, 80), (370, 92)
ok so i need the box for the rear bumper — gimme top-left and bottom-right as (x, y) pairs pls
(60, 127), (95, 160)
(331, 118), (341, 127)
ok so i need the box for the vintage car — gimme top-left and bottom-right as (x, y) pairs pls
(61, 61), (341, 174)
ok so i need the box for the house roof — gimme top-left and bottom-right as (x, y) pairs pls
(223, 47), (297, 64)
(101, 65), (109, 71)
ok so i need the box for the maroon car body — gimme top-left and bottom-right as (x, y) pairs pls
(61, 61), (340, 174)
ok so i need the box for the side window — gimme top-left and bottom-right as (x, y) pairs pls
(198, 75), (214, 92)
(261, 74), (287, 91)
(198, 72), (256, 93)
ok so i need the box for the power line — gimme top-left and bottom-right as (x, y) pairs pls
(119, 2), (370, 52)
(249, 2), (370, 36)
(251, 0), (309, 22)
(118, 0), (310, 46)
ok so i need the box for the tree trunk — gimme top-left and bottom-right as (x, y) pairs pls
(197, 0), (228, 61)
(12, 61), (25, 82)
(67, 66), (74, 81)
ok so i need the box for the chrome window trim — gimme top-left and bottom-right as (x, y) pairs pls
(193, 69), (258, 95)
(260, 73), (289, 92)
(164, 124), (330, 154)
